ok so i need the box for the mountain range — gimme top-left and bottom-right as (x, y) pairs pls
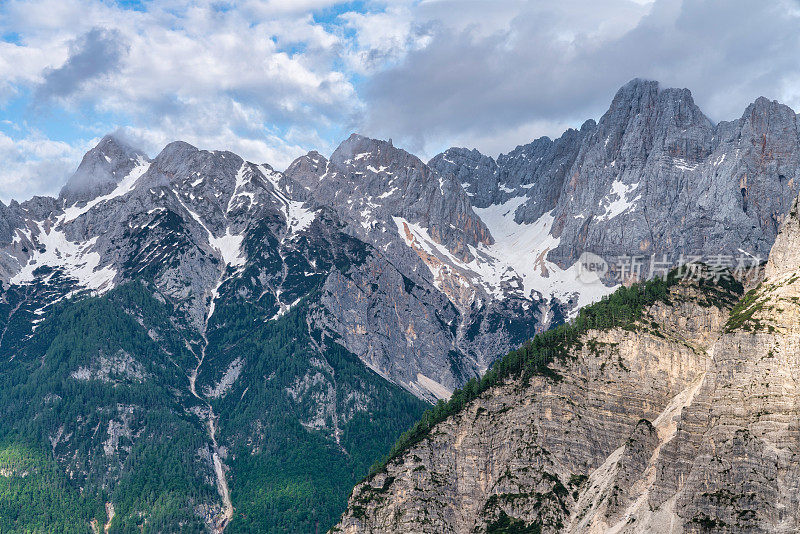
(0, 78), (799, 532)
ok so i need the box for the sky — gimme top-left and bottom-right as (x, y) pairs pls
(1, 0), (800, 202)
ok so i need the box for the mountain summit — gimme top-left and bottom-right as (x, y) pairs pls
(59, 134), (150, 207)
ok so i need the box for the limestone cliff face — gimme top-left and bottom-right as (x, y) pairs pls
(644, 240), (800, 533)
(334, 195), (800, 533)
(765, 194), (800, 280)
(334, 281), (734, 533)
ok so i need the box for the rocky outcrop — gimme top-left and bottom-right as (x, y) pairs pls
(765, 194), (800, 280)
(0, 201), (25, 284)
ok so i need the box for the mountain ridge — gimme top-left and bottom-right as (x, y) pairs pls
(431, 78), (799, 270)
(2, 79), (800, 399)
(1, 78), (800, 532)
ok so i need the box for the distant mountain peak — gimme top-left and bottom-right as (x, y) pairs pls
(740, 95), (799, 134)
(154, 140), (200, 162)
(612, 77), (660, 103)
(60, 134), (149, 207)
(600, 78), (709, 133)
(330, 133), (423, 171)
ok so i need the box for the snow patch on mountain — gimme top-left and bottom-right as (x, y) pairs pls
(395, 193), (615, 311)
(62, 158), (151, 223)
(673, 158), (699, 172)
(259, 167), (316, 237)
(226, 163), (254, 212)
(286, 200), (315, 234)
(597, 180), (641, 222)
(474, 197), (615, 308)
(209, 230), (246, 268)
(10, 222), (116, 292)
(175, 196), (245, 268)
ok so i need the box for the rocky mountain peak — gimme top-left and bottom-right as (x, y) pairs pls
(428, 147), (499, 208)
(745, 95), (795, 116)
(59, 134), (149, 207)
(593, 78), (711, 161)
(602, 78), (660, 123)
(739, 95), (799, 140)
(580, 118), (597, 132)
(330, 133), (423, 173)
(658, 87), (710, 127)
(155, 140), (200, 161)
(283, 150), (329, 192)
(498, 135), (554, 161)
(149, 140), (244, 185)
(147, 141), (246, 216)
(765, 192), (800, 280)
(282, 133), (497, 315)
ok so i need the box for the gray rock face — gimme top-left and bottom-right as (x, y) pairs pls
(0, 197), (57, 284)
(335, 279), (734, 533)
(287, 133), (492, 261)
(59, 134), (150, 207)
(551, 80), (799, 267)
(428, 147), (499, 208)
(284, 134), (541, 396)
(432, 79), (800, 271)
(0, 201), (16, 246)
(0, 201), (23, 284)
(430, 125), (589, 225)
(765, 175), (800, 280)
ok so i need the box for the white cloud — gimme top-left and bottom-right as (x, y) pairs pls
(241, 0), (345, 17)
(0, 131), (88, 203)
(0, 40), (60, 100)
(339, 6), (433, 74)
(359, 0), (800, 156)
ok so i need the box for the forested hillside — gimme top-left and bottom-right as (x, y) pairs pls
(0, 280), (426, 532)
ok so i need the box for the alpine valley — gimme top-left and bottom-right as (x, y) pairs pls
(1, 79), (799, 533)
